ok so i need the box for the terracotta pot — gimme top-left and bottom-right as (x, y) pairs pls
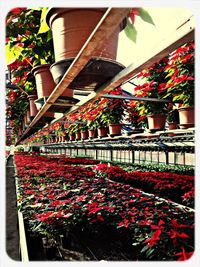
(32, 64), (73, 98)
(69, 133), (75, 141)
(88, 129), (96, 139)
(178, 106), (194, 129)
(168, 122), (178, 130)
(97, 127), (108, 137)
(59, 136), (65, 142)
(50, 57), (125, 87)
(75, 131), (81, 140)
(47, 8), (126, 87)
(23, 113), (28, 125)
(109, 123), (122, 135)
(18, 127), (22, 137)
(147, 114), (166, 130)
(47, 112), (55, 120)
(31, 93), (55, 119)
(28, 95), (38, 118)
(64, 134), (69, 142)
(46, 8), (126, 62)
(81, 130), (88, 140)
(26, 109), (30, 124)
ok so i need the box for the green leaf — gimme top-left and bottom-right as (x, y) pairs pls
(141, 245), (149, 253)
(124, 19), (137, 43)
(5, 44), (23, 65)
(173, 95), (183, 101)
(32, 222), (43, 231)
(70, 188), (80, 193)
(47, 30), (53, 42)
(132, 242), (139, 246)
(138, 8), (155, 26)
(40, 58), (48, 64)
(38, 8), (50, 34)
(162, 93), (171, 99)
(29, 203), (42, 209)
(146, 248), (155, 257)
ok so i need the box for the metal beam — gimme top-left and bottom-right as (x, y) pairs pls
(19, 8), (129, 140)
(64, 24), (194, 115)
(17, 14), (194, 145)
(103, 94), (171, 103)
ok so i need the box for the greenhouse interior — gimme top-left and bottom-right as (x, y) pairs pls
(5, 6), (195, 262)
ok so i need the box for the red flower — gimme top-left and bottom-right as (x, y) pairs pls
(128, 8), (140, 24)
(174, 247), (194, 261)
(87, 202), (102, 215)
(10, 8), (26, 15)
(144, 229), (162, 247)
(97, 214), (104, 221)
(118, 218), (130, 228)
(37, 211), (54, 222)
(168, 230), (190, 239)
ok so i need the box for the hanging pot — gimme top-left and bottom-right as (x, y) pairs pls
(31, 64), (74, 98)
(46, 8), (126, 61)
(108, 123), (122, 136)
(50, 57), (125, 89)
(178, 106), (194, 129)
(23, 112), (28, 126)
(26, 109), (30, 124)
(147, 114), (166, 131)
(46, 8), (126, 88)
(28, 95), (38, 119)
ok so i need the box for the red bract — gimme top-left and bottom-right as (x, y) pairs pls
(118, 218), (130, 228)
(14, 153), (194, 260)
(144, 229), (162, 247)
(9, 8), (26, 15)
(174, 247), (193, 261)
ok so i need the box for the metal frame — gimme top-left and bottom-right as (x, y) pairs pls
(16, 9), (194, 145)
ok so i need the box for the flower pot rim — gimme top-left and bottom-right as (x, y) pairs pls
(31, 64), (51, 75)
(46, 8), (107, 27)
(167, 121), (177, 124)
(28, 94), (38, 99)
(178, 106), (194, 111)
(109, 123), (123, 126)
(46, 8), (126, 30)
(45, 7), (126, 30)
(147, 114), (166, 118)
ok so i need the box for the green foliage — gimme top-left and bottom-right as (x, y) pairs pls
(138, 8), (155, 25)
(164, 42), (194, 107)
(124, 19), (137, 43)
